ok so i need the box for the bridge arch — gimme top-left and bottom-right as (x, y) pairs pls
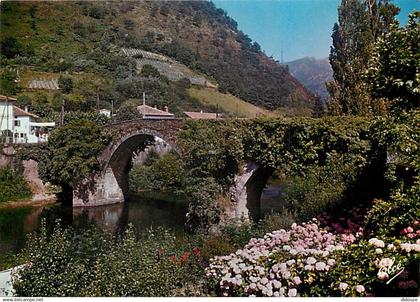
(229, 161), (275, 221)
(106, 128), (180, 195)
(73, 119), (183, 206)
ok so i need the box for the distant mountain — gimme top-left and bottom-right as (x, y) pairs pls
(286, 57), (333, 100)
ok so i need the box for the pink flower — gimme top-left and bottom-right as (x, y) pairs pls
(406, 227), (414, 233)
(398, 281), (409, 289)
(355, 285), (365, 293)
(377, 271), (389, 280)
(407, 280), (418, 288)
(293, 276), (302, 285)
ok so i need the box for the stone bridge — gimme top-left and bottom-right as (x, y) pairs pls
(73, 119), (183, 207)
(72, 118), (274, 221)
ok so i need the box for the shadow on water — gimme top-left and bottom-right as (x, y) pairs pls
(0, 192), (189, 256)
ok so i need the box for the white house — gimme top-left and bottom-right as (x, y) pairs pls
(0, 95), (55, 144)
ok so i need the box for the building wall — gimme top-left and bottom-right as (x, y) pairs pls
(13, 116), (31, 143)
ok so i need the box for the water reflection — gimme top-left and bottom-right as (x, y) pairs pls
(0, 193), (188, 256)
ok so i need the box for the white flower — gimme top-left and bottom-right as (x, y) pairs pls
(260, 277), (269, 285)
(288, 288), (297, 297)
(306, 257), (317, 265)
(272, 280), (282, 289)
(327, 259), (335, 266)
(355, 285), (365, 293)
(368, 238), (385, 248)
(293, 276), (302, 285)
(315, 262), (326, 271)
(304, 264), (314, 271)
(282, 271), (291, 279)
(287, 259), (296, 266)
(375, 248), (383, 254)
(339, 282), (348, 291)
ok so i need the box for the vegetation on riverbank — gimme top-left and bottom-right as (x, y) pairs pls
(0, 168), (32, 203)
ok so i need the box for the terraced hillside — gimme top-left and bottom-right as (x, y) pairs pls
(0, 1), (313, 117)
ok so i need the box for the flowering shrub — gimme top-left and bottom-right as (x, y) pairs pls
(206, 219), (419, 297)
(206, 220), (354, 297)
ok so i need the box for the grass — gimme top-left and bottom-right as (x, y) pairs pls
(187, 86), (277, 118)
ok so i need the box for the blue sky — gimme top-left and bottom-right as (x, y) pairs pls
(212, 0), (419, 62)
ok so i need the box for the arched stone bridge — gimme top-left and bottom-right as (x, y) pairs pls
(72, 118), (273, 221)
(73, 119), (183, 206)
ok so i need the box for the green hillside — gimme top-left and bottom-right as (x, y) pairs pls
(0, 1), (313, 118)
(188, 87), (276, 118)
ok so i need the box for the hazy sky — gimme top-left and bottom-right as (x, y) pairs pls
(212, 0), (419, 62)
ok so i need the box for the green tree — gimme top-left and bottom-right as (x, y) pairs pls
(114, 103), (141, 122)
(140, 64), (161, 78)
(367, 12), (420, 113)
(0, 69), (20, 95)
(0, 37), (22, 59)
(327, 0), (400, 116)
(58, 76), (73, 94)
(45, 120), (110, 189)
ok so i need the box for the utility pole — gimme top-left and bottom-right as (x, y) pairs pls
(61, 98), (65, 127)
(96, 86), (100, 110)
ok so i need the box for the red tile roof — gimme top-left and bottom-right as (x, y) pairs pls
(0, 95), (17, 101)
(137, 104), (174, 116)
(13, 106), (39, 119)
(184, 111), (220, 119)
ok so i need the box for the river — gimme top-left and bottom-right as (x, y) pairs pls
(0, 192), (189, 257)
(0, 182), (284, 259)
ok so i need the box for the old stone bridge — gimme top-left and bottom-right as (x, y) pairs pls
(72, 118), (272, 221)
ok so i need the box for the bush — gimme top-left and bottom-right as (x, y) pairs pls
(58, 76), (73, 94)
(0, 168), (32, 203)
(185, 177), (222, 233)
(13, 221), (205, 296)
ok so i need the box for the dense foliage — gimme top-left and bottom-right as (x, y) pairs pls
(129, 152), (186, 193)
(38, 119), (110, 194)
(0, 168), (32, 203)
(367, 12), (420, 113)
(327, 0), (400, 115)
(13, 222), (204, 296)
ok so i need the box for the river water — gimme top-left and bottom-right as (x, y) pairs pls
(0, 182), (284, 259)
(0, 192), (189, 257)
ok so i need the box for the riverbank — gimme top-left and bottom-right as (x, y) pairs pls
(0, 195), (56, 209)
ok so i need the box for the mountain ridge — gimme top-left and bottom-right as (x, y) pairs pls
(286, 57), (333, 100)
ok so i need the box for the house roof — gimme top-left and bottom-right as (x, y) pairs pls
(184, 111), (220, 119)
(137, 104), (174, 116)
(13, 106), (40, 119)
(0, 95), (17, 101)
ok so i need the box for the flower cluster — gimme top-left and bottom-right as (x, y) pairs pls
(400, 221), (420, 240)
(317, 206), (366, 237)
(206, 220), (361, 297)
